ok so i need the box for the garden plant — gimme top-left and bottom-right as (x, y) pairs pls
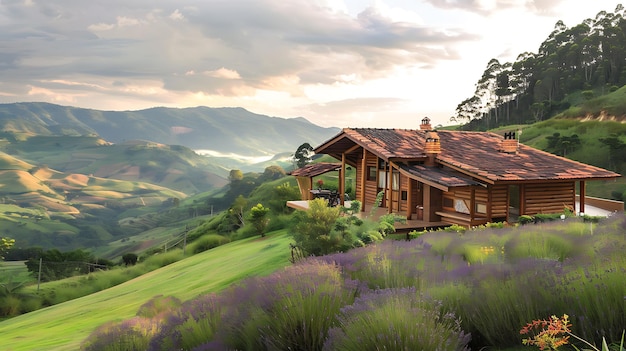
(80, 213), (626, 350)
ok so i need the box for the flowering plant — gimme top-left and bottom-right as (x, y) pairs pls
(520, 314), (624, 351)
(316, 179), (324, 189)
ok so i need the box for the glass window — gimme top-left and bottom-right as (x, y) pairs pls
(392, 171), (399, 191)
(367, 166), (377, 181)
(378, 170), (387, 188)
(454, 199), (470, 214)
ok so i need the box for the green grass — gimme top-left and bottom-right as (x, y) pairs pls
(0, 261), (32, 284)
(0, 230), (292, 351)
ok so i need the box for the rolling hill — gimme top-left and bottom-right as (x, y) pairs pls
(0, 232), (293, 351)
(0, 103), (338, 250)
(0, 102), (339, 157)
(0, 151), (191, 250)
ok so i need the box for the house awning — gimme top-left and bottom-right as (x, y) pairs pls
(396, 163), (482, 192)
(288, 162), (341, 177)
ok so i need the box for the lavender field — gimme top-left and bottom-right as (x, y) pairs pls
(83, 214), (626, 351)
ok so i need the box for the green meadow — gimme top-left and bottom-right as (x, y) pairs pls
(0, 231), (292, 351)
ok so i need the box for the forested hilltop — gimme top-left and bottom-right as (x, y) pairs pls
(455, 4), (626, 129)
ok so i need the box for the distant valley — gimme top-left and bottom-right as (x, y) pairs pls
(0, 102), (339, 250)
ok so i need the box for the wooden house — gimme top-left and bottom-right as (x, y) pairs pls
(294, 118), (621, 227)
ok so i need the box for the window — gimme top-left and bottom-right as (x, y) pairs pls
(401, 191), (408, 201)
(392, 171), (399, 191)
(378, 170), (387, 188)
(443, 197), (470, 214)
(367, 166), (377, 181)
(454, 199), (470, 214)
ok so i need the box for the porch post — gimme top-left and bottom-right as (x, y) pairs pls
(579, 180), (586, 215)
(360, 150), (367, 212)
(519, 184), (526, 216)
(505, 185), (510, 223)
(407, 178), (413, 220)
(470, 186), (475, 225)
(387, 162), (392, 214)
(487, 185), (493, 222)
(340, 153), (346, 205)
(423, 184), (431, 222)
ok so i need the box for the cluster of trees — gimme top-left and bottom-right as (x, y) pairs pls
(454, 5), (626, 129)
(545, 132), (582, 156)
(22, 249), (113, 282)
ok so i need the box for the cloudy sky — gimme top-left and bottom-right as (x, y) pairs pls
(0, 0), (622, 128)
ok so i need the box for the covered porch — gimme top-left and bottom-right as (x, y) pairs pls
(286, 199), (449, 232)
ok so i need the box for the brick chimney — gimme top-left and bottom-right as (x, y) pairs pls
(424, 130), (440, 166)
(500, 131), (518, 154)
(420, 117), (432, 130)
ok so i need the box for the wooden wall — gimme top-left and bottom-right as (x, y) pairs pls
(399, 174), (409, 213)
(355, 150), (379, 206)
(523, 182), (575, 215)
(443, 186), (488, 211)
(490, 185), (508, 219)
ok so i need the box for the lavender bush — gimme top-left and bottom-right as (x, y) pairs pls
(215, 261), (361, 351)
(324, 287), (471, 351)
(147, 294), (223, 351)
(81, 317), (159, 351)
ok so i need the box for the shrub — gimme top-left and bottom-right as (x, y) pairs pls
(189, 234), (230, 254)
(444, 224), (467, 234)
(290, 198), (342, 256)
(148, 294), (223, 351)
(81, 317), (159, 351)
(121, 253), (138, 266)
(0, 295), (21, 317)
(324, 288), (471, 351)
(504, 230), (577, 262)
(216, 261), (360, 351)
(141, 250), (183, 270)
(534, 213), (563, 222)
(136, 295), (182, 319)
(519, 215), (534, 225)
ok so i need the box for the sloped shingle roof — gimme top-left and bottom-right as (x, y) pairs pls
(315, 128), (620, 183)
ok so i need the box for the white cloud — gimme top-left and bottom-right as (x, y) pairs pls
(204, 68), (241, 80)
(0, 0), (622, 128)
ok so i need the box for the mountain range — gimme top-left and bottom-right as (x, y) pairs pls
(0, 102), (339, 157)
(0, 102), (339, 250)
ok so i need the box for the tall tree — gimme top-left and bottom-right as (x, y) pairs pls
(293, 143), (314, 168)
(249, 203), (270, 237)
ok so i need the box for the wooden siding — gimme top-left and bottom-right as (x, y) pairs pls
(355, 150), (379, 206)
(399, 173), (409, 213)
(443, 186), (483, 208)
(491, 185), (508, 219)
(523, 182), (575, 215)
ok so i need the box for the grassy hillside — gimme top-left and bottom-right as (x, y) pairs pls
(3, 135), (229, 194)
(0, 150), (196, 250)
(0, 231), (292, 351)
